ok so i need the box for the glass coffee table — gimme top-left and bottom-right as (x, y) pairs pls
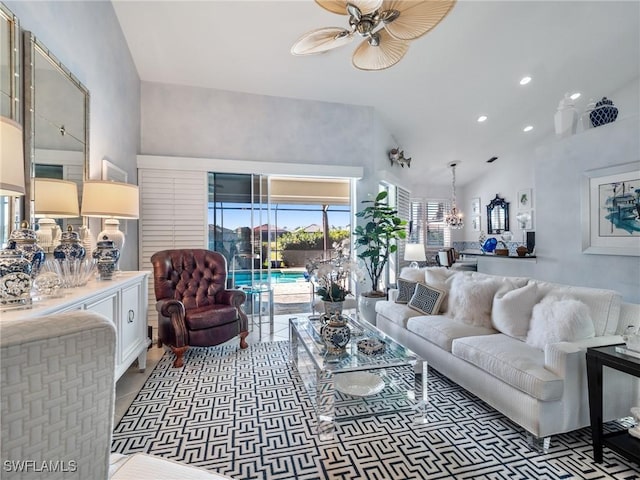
(289, 314), (426, 440)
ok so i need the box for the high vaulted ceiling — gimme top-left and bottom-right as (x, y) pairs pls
(112, 0), (640, 186)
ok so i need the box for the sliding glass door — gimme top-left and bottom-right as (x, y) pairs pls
(207, 173), (352, 316)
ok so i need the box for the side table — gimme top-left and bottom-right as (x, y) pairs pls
(586, 344), (640, 464)
(241, 284), (274, 335)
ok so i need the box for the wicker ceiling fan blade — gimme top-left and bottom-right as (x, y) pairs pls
(381, 0), (456, 41)
(315, 0), (383, 15)
(291, 27), (354, 55)
(352, 30), (409, 71)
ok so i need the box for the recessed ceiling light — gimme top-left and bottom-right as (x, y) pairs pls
(519, 76), (532, 85)
(523, 125), (533, 132)
(477, 115), (488, 122)
(570, 92), (581, 100)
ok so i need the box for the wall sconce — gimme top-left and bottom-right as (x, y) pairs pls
(0, 117), (26, 197)
(33, 178), (80, 252)
(404, 243), (426, 269)
(388, 148), (411, 168)
(81, 181), (139, 262)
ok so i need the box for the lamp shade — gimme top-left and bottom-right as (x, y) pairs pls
(404, 243), (426, 262)
(0, 116), (26, 196)
(33, 178), (80, 218)
(81, 180), (139, 219)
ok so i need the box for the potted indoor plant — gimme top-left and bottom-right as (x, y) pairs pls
(305, 239), (356, 314)
(353, 191), (407, 322)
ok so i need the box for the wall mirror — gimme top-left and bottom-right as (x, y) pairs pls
(486, 194), (509, 234)
(23, 31), (89, 233)
(0, 3), (21, 246)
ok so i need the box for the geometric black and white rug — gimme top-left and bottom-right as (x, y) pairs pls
(111, 342), (640, 479)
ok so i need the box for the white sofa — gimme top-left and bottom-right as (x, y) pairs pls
(1, 310), (233, 479)
(375, 267), (640, 442)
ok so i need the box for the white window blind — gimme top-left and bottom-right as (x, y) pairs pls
(138, 168), (208, 332)
(410, 199), (451, 248)
(396, 186), (411, 270)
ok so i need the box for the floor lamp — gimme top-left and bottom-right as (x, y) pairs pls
(81, 180), (139, 265)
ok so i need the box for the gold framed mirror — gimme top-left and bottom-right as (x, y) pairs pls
(0, 3), (21, 247)
(23, 31), (89, 234)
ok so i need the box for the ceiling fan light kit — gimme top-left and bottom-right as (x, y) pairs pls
(292, 0), (456, 71)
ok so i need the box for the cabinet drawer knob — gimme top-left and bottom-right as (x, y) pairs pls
(128, 309), (135, 323)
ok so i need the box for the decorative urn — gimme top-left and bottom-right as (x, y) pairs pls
(53, 226), (86, 262)
(589, 97), (618, 127)
(93, 240), (120, 280)
(320, 313), (351, 354)
(8, 221), (46, 278)
(0, 249), (33, 309)
(554, 93), (578, 138)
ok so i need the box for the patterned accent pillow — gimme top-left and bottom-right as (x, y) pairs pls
(408, 283), (446, 315)
(395, 279), (418, 304)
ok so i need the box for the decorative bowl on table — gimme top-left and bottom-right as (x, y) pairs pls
(335, 372), (385, 397)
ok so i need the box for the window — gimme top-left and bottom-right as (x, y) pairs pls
(410, 199), (451, 248)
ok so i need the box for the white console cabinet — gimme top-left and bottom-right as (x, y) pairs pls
(0, 271), (150, 381)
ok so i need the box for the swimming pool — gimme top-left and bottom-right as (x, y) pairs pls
(231, 269), (308, 287)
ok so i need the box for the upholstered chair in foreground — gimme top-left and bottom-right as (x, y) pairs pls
(0, 310), (236, 479)
(151, 249), (249, 367)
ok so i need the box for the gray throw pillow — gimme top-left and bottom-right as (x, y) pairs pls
(395, 278), (418, 304)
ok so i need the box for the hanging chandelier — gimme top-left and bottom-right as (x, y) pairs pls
(445, 162), (464, 229)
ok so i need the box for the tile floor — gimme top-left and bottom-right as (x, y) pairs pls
(113, 313), (297, 424)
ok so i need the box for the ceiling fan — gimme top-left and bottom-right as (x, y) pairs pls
(291, 0), (456, 71)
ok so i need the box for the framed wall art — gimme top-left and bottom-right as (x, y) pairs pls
(581, 161), (640, 256)
(471, 197), (481, 231)
(517, 188), (532, 211)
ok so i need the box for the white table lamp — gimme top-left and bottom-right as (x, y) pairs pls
(0, 117), (26, 197)
(81, 180), (139, 259)
(33, 178), (80, 251)
(404, 243), (426, 269)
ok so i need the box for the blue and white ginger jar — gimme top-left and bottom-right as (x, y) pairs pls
(53, 226), (86, 262)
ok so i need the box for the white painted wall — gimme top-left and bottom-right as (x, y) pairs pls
(455, 78), (640, 302)
(140, 81), (396, 205)
(6, 0), (141, 270)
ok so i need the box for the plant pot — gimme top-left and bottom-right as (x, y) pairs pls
(494, 248), (509, 256)
(357, 294), (386, 325)
(323, 301), (344, 315)
(320, 314), (350, 354)
(516, 246), (528, 257)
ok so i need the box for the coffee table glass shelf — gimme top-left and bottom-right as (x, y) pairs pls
(289, 314), (426, 440)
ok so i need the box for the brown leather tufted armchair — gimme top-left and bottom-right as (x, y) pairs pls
(151, 249), (249, 367)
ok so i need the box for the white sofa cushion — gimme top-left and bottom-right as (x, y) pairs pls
(492, 282), (541, 340)
(408, 283), (446, 315)
(407, 315), (497, 352)
(399, 266), (428, 283)
(448, 274), (503, 328)
(424, 267), (459, 313)
(531, 280), (621, 336)
(375, 301), (422, 328)
(469, 271), (529, 288)
(451, 334), (564, 401)
(526, 296), (595, 350)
